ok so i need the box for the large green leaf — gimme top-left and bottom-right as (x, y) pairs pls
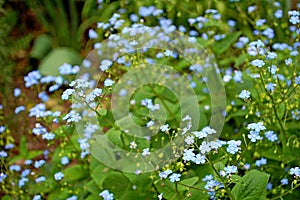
(38, 47), (82, 76)
(232, 169), (270, 200)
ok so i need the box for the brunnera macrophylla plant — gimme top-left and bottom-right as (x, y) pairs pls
(1, 1), (300, 200)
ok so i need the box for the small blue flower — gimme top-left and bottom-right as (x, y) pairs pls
(42, 132), (55, 140)
(15, 106), (26, 114)
(266, 82), (276, 92)
(99, 59), (113, 71)
(14, 88), (21, 97)
(104, 78), (115, 87)
(255, 19), (266, 26)
(159, 170), (172, 179)
(0, 126), (5, 133)
(66, 195), (78, 200)
(274, 10), (283, 18)
(160, 124), (170, 132)
(280, 178), (288, 185)
(248, 131), (263, 142)
(18, 177), (28, 187)
(35, 176), (46, 183)
(9, 165), (21, 171)
(290, 167), (300, 177)
(255, 157), (267, 167)
(88, 29), (98, 39)
(142, 148), (150, 156)
(61, 156), (70, 165)
(54, 172), (64, 181)
(34, 160), (46, 168)
(224, 165), (238, 175)
(250, 59), (265, 68)
(264, 131), (278, 142)
(169, 173), (181, 182)
(0, 172), (7, 182)
(266, 182), (272, 190)
(21, 169), (31, 177)
(238, 90), (251, 99)
(0, 151), (8, 158)
(99, 190), (114, 200)
(38, 91), (49, 102)
(33, 195), (41, 200)
(285, 58), (292, 65)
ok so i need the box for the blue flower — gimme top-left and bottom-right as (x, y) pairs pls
(290, 167), (300, 177)
(66, 195), (78, 200)
(21, 169), (31, 177)
(35, 176), (46, 183)
(288, 11), (300, 24)
(285, 58), (292, 65)
(160, 124), (169, 132)
(224, 165), (238, 175)
(247, 6), (256, 13)
(169, 173), (181, 182)
(0, 126), (5, 133)
(183, 149), (195, 161)
(61, 156), (70, 165)
(14, 88), (21, 97)
(99, 59), (113, 71)
(266, 82), (276, 92)
(194, 154), (206, 164)
(142, 148), (150, 156)
(264, 131), (278, 142)
(104, 78), (115, 87)
(274, 10), (283, 18)
(226, 140), (241, 154)
(9, 165), (21, 171)
(255, 157), (267, 167)
(266, 182), (272, 190)
(54, 172), (64, 181)
(247, 122), (266, 132)
(250, 59), (265, 68)
(248, 131), (263, 142)
(88, 29), (98, 39)
(33, 195), (41, 200)
(0, 172), (7, 182)
(15, 106), (26, 114)
(99, 190), (114, 200)
(255, 19), (266, 26)
(159, 170), (172, 179)
(42, 132), (55, 140)
(280, 178), (288, 185)
(18, 177), (28, 187)
(238, 90), (251, 99)
(24, 71), (41, 87)
(0, 151), (8, 158)
(38, 91), (49, 102)
(34, 160), (46, 168)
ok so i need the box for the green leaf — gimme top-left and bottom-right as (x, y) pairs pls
(38, 47), (82, 76)
(63, 164), (89, 182)
(85, 180), (101, 197)
(30, 34), (53, 59)
(47, 189), (70, 200)
(154, 179), (177, 199)
(212, 32), (241, 54)
(178, 177), (199, 192)
(106, 128), (124, 148)
(232, 169), (270, 200)
(102, 171), (131, 197)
